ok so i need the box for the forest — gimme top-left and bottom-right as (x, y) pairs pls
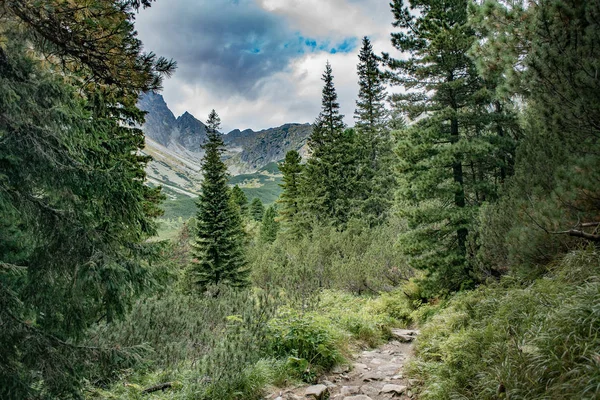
(1, 0), (599, 399)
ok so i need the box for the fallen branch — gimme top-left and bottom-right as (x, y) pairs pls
(142, 382), (173, 394)
(552, 229), (600, 242)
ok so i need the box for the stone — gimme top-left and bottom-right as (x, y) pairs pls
(380, 384), (407, 395)
(361, 372), (383, 382)
(377, 364), (399, 374)
(360, 385), (380, 397)
(344, 396), (372, 400)
(332, 364), (351, 374)
(390, 329), (419, 342)
(322, 380), (337, 388)
(392, 374), (404, 380)
(305, 384), (329, 399)
(353, 363), (368, 371)
(341, 386), (360, 396)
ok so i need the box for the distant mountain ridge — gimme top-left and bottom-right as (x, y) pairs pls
(137, 92), (311, 202)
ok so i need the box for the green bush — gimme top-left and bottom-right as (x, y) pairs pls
(249, 218), (413, 300)
(267, 309), (346, 382)
(85, 287), (279, 399)
(407, 249), (600, 400)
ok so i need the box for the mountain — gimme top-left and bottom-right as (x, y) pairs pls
(137, 92), (311, 209)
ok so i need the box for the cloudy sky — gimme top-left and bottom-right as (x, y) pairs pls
(135, 0), (399, 132)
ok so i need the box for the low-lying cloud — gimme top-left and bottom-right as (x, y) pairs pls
(135, 0), (397, 131)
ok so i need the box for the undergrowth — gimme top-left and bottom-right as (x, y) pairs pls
(84, 289), (410, 399)
(407, 248), (600, 400)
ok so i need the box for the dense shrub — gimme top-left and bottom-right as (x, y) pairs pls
(249, 218), (412, 303)
(407, 249), (600, 400)
(267, 309), (346, 382)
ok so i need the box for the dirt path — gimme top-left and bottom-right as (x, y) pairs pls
(267, 329), (419, 400)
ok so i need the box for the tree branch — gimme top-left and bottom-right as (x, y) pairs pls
(552, 229), (600, 242)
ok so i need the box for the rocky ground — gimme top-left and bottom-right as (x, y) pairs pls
(266, 329), (420, 400)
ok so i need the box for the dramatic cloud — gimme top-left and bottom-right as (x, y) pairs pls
(135, 0), (397, 131)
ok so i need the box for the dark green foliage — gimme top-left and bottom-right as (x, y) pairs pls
(353, 36), (395, 226)
(250, 197), (265, 221)
(89, 286), (280, 400)
(472, 0), (600, 274)
(250, 218), (412, 298)
(189, 110), (248, 291)
(300, 63), (356, 228)
(388, 0), (516, 294)
(0, 21), (169, 397)
(277, 150), (303, 233)
(260, 206), (280, 243)
(231, 184), (249, 216)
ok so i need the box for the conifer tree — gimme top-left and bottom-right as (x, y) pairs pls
(300, 62), (354, 227)
(190, 110), (248, 291)
(387, 0), (514, 294)
(353, 36), (395, 226)
(471, 0), (600, 272)
(260, 205), (280, 243)
(231, 185), (249, 217)
(0, 2), (175, 391)
(250, 198), (265, 221)
(277, 150), (303, 232)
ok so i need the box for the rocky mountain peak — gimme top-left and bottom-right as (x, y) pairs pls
(138, 92), (176, 146)
(137, 92), (312, 174)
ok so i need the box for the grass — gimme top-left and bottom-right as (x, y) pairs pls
(406, 248), (600, 400)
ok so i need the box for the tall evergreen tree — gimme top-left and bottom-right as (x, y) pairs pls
(231, 185), (249, 217)
(250, 198), (265, 222)
(300, 62), (354, 228)
(353, 36), (395, 226)
(260, 205), (280, 243)
(388, 0), (515, 294)
(277, 150), (303, 233)
(0, 0), (176, 392)
(471, 0), (600, 272)
(190, 110), (248, 291)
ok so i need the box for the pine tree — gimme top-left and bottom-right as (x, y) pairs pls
(260, 205), (280, 243)
(300, 62), (354, 228)
(190, 110), (248, 291)
(353, 36), (395, 226)
(0, 14), (173, 394)
(471, 0), (600, 272)
(277, 150), (303, 231)
(231, 185), (249, 217)
(388, 0), (514, 294)
(250, 198), (265, 222)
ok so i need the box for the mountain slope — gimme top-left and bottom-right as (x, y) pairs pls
(138, 92), (311, 219)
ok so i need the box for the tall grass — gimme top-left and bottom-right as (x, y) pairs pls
(408, 248), (600, 400)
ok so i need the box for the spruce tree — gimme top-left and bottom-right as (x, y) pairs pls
(190, 110), (248, 291)
(388, 0), (514, 294)
(300, 62), (354, 228)
(260, 205), (280, 243)
(0, 6), (174, 392)
(250, 198), (265, 222)
(277, 150), (303, 233)
(231, 185), (249, 217)
(353, 36), (395, 226)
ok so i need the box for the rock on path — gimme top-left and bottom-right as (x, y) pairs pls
(266, 330), (419, 400)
